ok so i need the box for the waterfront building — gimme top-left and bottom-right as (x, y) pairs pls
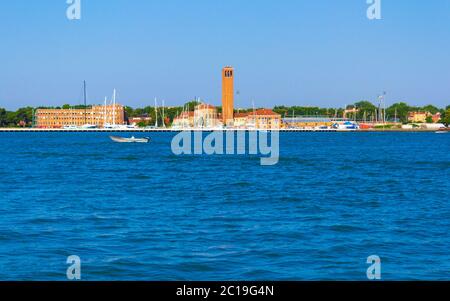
(343, 107), (359, 119)
(408, 112), (428, 123)
(408, 111), (442, 123)
(128, 115), (152, 126)
(222, 66), (234, 126)
(194, 103), (221, 128)
(233, 112), (250, 128)
(35, 104), (125, 128)
(282, 117), (334, 129)
(247, 109), (281, 129)
(432, 112), (442, 123)
(172, 111), (195, 128)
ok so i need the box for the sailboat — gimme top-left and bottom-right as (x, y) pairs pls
(81, 81), (98, 129)
(104, 89), (118, 129)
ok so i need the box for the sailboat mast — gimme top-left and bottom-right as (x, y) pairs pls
(113, 89), (116, 126)
(155, 98), (158, 128)
(104, 97), (107, 127)
(162, 100), (166, 128)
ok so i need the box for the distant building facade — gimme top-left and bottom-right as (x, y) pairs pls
(408, 112), (428, 123)
(194, 103), (220, 128)
(128, 115), (152, 126)
(282, 117), (334, 129)
(246, 109), (281, 129)
(408, 111), (441, 123)
(233, 112), (250, 128)
(35, 104), (124, 128)
(173, 103), (222, 129)
(432, 112), (442, 123)
(172, 111), (195, 128)
(343, 107), (359, 119)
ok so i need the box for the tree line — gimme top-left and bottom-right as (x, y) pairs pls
(0, 107), (34, 127)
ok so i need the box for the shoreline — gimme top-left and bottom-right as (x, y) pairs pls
(0, 128), (444, 133)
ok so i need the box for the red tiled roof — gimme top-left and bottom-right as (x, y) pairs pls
(253, 109), (280, 116)
(234, 113), (249, 118)
(195, 103), (216, 109)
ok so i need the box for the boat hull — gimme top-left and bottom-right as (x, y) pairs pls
(110, 136), (150, 143)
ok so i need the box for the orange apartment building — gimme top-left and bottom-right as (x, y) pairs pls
(35, 104), (125, 128)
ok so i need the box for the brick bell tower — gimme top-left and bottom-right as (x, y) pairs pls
(222, 66), (234, 125)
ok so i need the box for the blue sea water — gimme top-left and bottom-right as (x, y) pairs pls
(0, 132), (449, 280)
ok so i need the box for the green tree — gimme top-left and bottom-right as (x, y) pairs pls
(136, 121), (149, 128)
(421, 104), (440, 114)
(443, 109), (450, 125)
(11, 107), (34, 127)
(124, 106), (134, 117)
(183, 100), (201, 111)
(354, 101), (377, 120)
(386, 102), (412, 123)
(0, 108), (8, 127)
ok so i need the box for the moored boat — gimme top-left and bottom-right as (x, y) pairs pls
(110, 136), (150, 143)
(435, 127), (449, 134)
(81, 124), (98, 129)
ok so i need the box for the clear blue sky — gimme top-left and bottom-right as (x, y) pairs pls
(1, 0), (450, 110)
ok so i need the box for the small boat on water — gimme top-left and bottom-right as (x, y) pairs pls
(110, 136), (150, 143)
(435, 127), (449, 134)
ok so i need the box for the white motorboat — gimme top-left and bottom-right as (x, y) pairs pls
(81, 124), (98, 129)
(110, 136), (150, 143)
(435, 128), (449, 134)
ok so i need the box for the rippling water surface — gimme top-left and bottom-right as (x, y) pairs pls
(0, 132), (449, 280)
